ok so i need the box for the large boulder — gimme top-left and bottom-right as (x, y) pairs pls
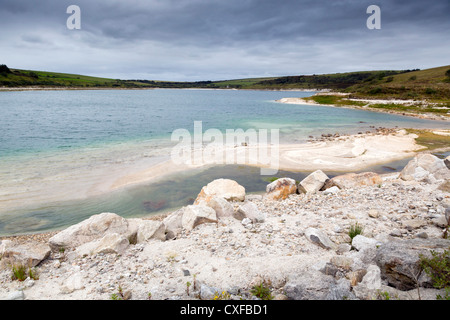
(298, 170), (329, 194)
(127, 219), (166, 243)
(75, 233), (130, 257)
(48, 212), (131, 252)
(264, 177), (297, 200)
(194, 179), (245, 205)
(375, 238), (450, 291)
(181, 205), (218, 232)
(323, 172), (382, 190)
(400, 154), (449, 182)
(163, 205), (218, 238)
(0, 241), (51, 267)
(162, 208), (184, 239)
(206, 196), (235, 219)
(352, 265), (382, 299)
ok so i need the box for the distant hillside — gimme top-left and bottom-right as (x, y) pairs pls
(0, 66), (218, 89)
(211, 66), (450, 103)
(1, 64), (449, 103)
(239, 70), (416, 90)
(346, 65), (450, 100)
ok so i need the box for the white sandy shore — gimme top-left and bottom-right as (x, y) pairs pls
(110, 129), (422, 189)
(0, 129), (424, 215)
(277, 96), (450, 121)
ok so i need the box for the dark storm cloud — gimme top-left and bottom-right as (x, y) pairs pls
(0, 0), (449, 80)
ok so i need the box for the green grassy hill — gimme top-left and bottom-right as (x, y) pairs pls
(1, 64), (449, 104)
(346, 65), (450, 101)
(0, 66), (151, 88)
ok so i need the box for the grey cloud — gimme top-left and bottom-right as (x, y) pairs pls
(0, 0), (449, 80)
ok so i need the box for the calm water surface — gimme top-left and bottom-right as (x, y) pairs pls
(0, 89), (448, 235)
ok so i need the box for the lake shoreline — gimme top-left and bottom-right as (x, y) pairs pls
(0, 86), (326, 92)
(277, 96), (450, 122)
(1, 152), (449, 300)
(1, 127), (449, 238)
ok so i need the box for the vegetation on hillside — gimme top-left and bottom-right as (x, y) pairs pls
(1, 64), (449, 115)
(0, 65), (222, 89)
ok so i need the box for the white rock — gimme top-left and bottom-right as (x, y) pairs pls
(298, 170), (329, 194)
(352, 235), (381, 251)
(234, 202), (265, 223)
(323, 172), (382, 189)
(304, 227), (336, 250)
(241, 218), (252, 226)
(264, 177), (297, 200)
(323, 186), (339, 195)
(194, 179), (245, 205)
(360, 265), (382, 290)
(181, 205), (218, 232)
(0, 242), (51, 267)
(48, 212), (130, 251)
(400, 153), (449, 182)
(6, 290), (25, 300)
(75, 233), (129, 257)
(162, 208), (184, 239)
(61, 272), (85, 294)
(128, 219), (166, 243)
(206, 196), (235, 219)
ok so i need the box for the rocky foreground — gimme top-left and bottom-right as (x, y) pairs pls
(0, 153), (449, 300)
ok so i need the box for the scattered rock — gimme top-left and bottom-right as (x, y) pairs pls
(130, 219), (166, 243)
(206, 196), (235, 219)
(353, 265), (382, 299)
(284, 273), (335, 300)
(298, 170), (329, 194)
(264, 177), (297, 200)
(234, 202), (265, 223)
(200, 283), (221, 300)
(48, 212), (131, 252)
(368, 209), (379, 218)
(323, 186), (339, 195)
(327, 278), (356, 300)
(162, 208), (184, 239)
(194, 179), (245, 205)
(400, 154), (449, 182)
(6, 290), (25, 300)
(323, 172), (382, 190)
(181, 205), (218, 232)
(60, 272), (85, 294)
(304, 228), (337, 250)
(75, 233), (130, 257)
(351, 235), (381, 252)
(375, 238), (450, 290)
(1, 158), (449, 300)
(0, 242), (51, 267)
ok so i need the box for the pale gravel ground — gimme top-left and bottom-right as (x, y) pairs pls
(1, 173), (448, 300)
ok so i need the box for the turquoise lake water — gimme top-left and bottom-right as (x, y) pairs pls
(0, 89), (448, 236)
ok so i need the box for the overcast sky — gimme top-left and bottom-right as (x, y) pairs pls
(0, 0), (449, 81)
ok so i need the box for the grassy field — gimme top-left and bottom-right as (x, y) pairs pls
(405, 129), (450, 151)
(346, 65), (450, 101)
(302, 94), (449, 117)
(0, 67), (148, 88)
